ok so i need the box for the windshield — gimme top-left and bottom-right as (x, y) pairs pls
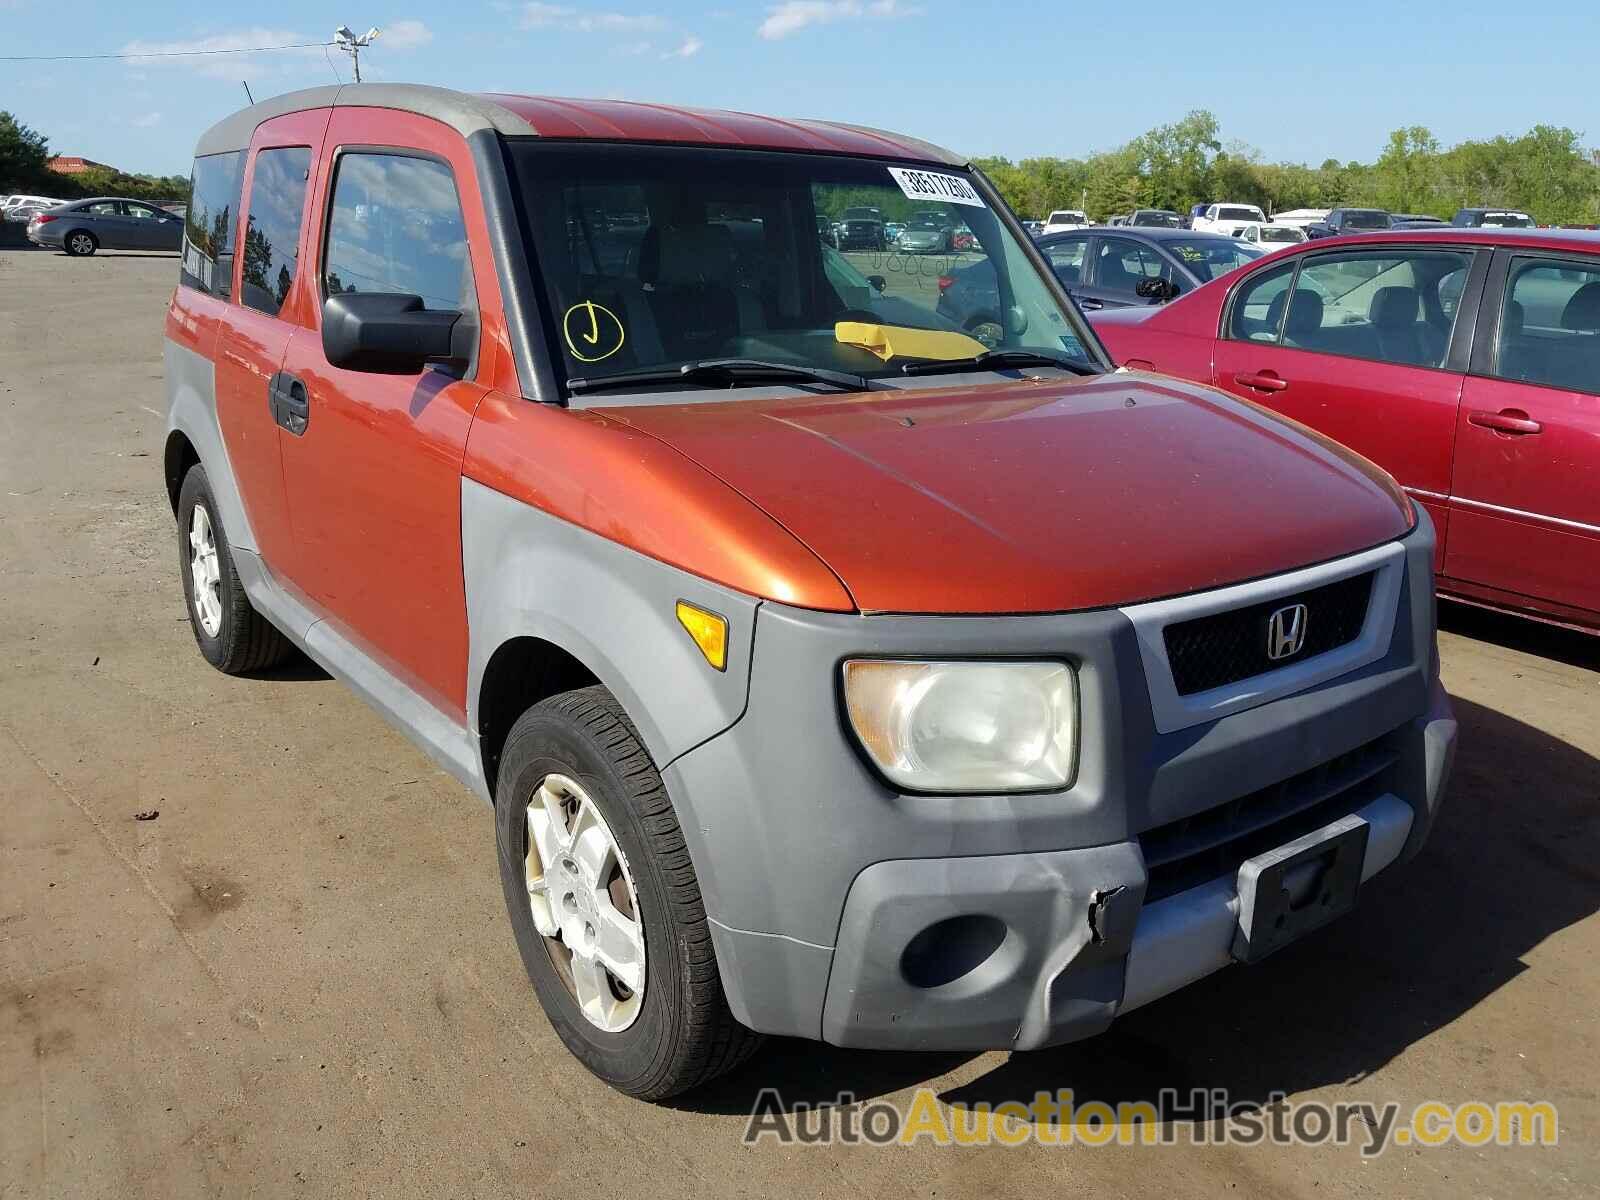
(1483, 212), (1534, 228)
(1258, 226), (1302, 242)
(509, 142), (1099, 390)
(1165, 238), (1265, 280)
(1132, 210), (1182, 228)
(1216, 206), (1263, 222)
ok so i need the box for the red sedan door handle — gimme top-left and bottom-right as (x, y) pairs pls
(1234, 371), (1288, 393)
(1469, 408), (1543, 435)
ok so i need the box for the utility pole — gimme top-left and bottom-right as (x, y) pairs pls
(334, 25), (380, 83)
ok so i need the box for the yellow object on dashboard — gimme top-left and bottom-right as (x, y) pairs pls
(834, 322), (988, 363)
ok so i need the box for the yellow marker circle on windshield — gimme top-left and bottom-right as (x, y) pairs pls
(562, 300), (626, 363)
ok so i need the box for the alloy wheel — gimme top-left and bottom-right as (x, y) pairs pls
(524, 772), (646, 1032)
(188, 503), (223, 637)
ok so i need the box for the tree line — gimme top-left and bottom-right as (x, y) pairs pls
(974, 111), (1599, 225)
(1, 112), (188, 204)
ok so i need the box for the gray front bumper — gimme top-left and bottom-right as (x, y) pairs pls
(664, 518), (1452, 1050)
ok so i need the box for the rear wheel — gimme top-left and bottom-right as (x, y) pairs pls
(176, 466), (293, 674)
(494, 686), (760, 1099)
(64, 230), (97, 257)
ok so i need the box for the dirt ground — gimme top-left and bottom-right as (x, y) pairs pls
(2, 247), (1595, 1198)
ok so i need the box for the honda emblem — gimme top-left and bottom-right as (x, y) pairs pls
(1266, 603), (1309, 661)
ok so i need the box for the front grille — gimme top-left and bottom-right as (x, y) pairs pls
(1164, 571), (1374, 697)
(1140, 736), (1398, 903)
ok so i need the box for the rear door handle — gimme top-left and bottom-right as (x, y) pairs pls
(1077, 296), (1104, 311)
(268, 370), (311, 436)
(1234, 371), (1288, 393)
(1468, 408), (1542, 436)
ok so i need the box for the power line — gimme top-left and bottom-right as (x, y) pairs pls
(0, 41), (334, 62)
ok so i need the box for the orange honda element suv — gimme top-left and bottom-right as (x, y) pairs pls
(166, 85), (1456, 1099)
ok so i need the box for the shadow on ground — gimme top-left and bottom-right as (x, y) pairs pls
(681, 695), (1598, 1119)
(1440, 599), (1599, 672)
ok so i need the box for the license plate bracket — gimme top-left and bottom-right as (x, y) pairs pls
(1232, 814), (1369, 964)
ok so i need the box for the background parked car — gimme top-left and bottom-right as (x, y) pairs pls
(1086, 227), (1600, 631)
(1453, 208), (1536, 228)
(1193, 202), (1269, 236)
(2, 193), (65, 216)
(1128, 208), (1183, 228)
(1042, 208), (1089, 233)
(835, 206), (887, 250)
(1270, 207), (1331, 231)
(898, 214), (953, 253)
(936, 227), (1263, 337)
(1185, 202), (1211, 228)
(27, 196), (185, 256)
(1238, 222), (1308, 250)
(1305, 208), (1393, 238)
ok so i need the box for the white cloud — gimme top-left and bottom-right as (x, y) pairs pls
(382, 19), (434, 49)
(519, 3), (667, 33)
(129, 111), (163, 128)
(757, 0), (919, 40)
(118, 27), (327, 81)
(662, 35), (703, 59)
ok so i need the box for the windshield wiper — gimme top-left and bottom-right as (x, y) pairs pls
(900, 349), (1103, 377)
(567, 358), (870, 395)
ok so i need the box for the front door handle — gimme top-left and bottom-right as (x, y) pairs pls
(1468, 408), (1542, 436)
(268, 370), (311, 436)
(1077, 296), (1103, 311)
(1234, 371), (1288, 393)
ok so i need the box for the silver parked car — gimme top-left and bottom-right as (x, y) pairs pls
(27, 196), (185, 256)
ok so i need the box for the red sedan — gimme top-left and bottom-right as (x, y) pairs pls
(1089, 228), (1600, 632)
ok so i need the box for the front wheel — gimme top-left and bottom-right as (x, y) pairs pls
(494, 686), (760, 1099)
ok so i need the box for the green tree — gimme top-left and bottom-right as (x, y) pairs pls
(0, 111), (52, 192)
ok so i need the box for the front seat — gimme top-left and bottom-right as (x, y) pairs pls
(1265, 287), (1325, 347)
(1370, 286), (1441, 367)
(638, 223), (751, 360)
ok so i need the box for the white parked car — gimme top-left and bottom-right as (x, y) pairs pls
(1267, 208), (1330, 231)
(1236, 222), (1308, 250)
(1042, 209), (1090, 233)
(1192, 203), (1268, 236)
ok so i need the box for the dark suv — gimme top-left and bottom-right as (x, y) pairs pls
(835, 205), (886, 250)
(1305, 208), (1393, 238)
(1452, 207), (1535, 228)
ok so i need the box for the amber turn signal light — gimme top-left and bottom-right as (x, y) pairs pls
(675, 601), (728, 672)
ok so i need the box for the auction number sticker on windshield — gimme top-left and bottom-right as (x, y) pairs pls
(886, 167), (986, 209)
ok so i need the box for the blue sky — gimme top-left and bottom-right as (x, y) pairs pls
(3, 1), (1595, 177)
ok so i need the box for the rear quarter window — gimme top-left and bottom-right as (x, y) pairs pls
(182, 151), (245, 300)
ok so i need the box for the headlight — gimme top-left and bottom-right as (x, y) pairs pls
(842, 660), (1078, 793)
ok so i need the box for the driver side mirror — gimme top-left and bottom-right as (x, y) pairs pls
(867, 274), (887, 293)
(1136, 276), (1179, 303)
(322, 292), (472, 374)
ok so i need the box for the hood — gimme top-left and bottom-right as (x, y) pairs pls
(601, 374), (1412, 614)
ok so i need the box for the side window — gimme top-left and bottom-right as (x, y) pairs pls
(1046, 239), (1086, 285)
(85, 201), (121, 216)
(240, 146), (312, 317)
(182, 151), (244, 300)
(1277, 250), (1473, 368)
(1228, 260), (1297, 341)
(124, 203), (162, 220)
(322, 152), (473, 312)
(1494, 258), (1600, 395)
(1096, 238), (1169, 292)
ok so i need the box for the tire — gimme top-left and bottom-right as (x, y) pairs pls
(64, 230), (97, 257)
(494, 685), (760, 1100)
(176, 465), (293, 674)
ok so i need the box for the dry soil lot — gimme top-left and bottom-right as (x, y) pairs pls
(1, 247), (1596, 1198)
